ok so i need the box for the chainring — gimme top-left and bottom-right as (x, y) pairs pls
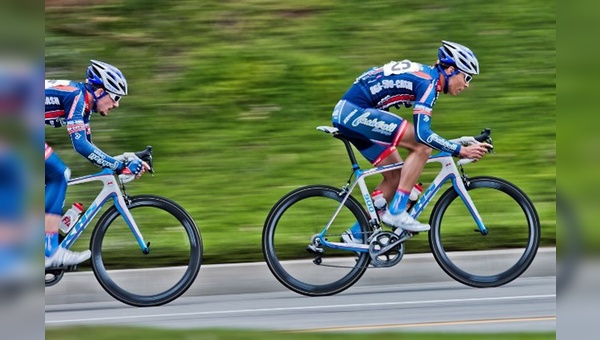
(45, 269), (64, 287)
(368, 231), (405, 267)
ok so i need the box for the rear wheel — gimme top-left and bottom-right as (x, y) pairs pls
(263, 185), (371, 296)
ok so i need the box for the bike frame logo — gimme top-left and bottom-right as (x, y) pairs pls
(412, 182), (436, 215)
(364, 192), (375, 213)
(63, 200), (99, 248)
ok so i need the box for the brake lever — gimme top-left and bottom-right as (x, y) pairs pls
(483, 136), (494, 154)
(134, 145), (154, 174)
(474, 128), (494, 154)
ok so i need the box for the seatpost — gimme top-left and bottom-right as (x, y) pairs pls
(334, 134), (360, 171)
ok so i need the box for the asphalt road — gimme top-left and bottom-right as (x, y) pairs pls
(45, 248), (556, 333)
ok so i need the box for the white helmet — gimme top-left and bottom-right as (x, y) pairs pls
(86, 60), (128, 96)
(438, 40), (479, 75)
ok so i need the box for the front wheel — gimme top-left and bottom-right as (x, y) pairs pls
(429, 176), (540, 288)
(262, 185), (371, 296)
(90, 195), (202, 307)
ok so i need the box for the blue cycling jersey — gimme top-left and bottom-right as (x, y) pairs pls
(341, 60), (461, 156)
(45, 80), (124, 171)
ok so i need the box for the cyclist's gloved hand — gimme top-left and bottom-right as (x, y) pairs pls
(118, 158), (147, 183)
(114, 152), (137, 163)
(450, 136), (479, 146)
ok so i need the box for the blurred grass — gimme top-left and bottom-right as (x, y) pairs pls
(46, 0), (556, 265)
(556, 0), (599, 257)
(46, 326), (555, 339)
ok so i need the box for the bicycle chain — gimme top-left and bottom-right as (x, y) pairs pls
(311, 230), (404, 269)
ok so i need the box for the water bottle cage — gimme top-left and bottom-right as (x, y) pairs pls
(375, 205), (386, 216)
(406, 199), (417, 212)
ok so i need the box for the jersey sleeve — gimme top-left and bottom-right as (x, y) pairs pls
(63, 91), (124, 171)
(411, 81), (462, 156)
(83, 113), (93, 143)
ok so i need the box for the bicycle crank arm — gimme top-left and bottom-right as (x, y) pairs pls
(45, 264), (79, 272)
(372, 233), (413, 257)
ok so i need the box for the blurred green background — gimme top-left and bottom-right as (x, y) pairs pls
(45, 0), (556, 264)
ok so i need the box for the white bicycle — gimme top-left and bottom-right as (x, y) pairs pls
(45, 146), (203, 307)
(263, 127), (540, 296)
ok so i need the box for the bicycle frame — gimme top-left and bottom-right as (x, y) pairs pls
(60, 168), (149, 254)
(317, 138), (487, 254)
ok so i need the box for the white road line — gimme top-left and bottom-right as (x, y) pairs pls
(46, 294), (555, 324)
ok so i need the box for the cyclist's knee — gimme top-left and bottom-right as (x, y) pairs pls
(413, 144), (432, 157)
(45, 152), (69, 180)
(45, 167), (70, 215)
(383, 168), (401, 183)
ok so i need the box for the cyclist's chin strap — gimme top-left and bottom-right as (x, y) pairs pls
(85, 83), (99, 112)
(436, 64), (460, 94)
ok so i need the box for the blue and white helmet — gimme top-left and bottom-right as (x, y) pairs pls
(86, 60), (128, 96)
(438, 40), (479, 75)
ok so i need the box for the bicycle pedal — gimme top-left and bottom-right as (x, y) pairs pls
(392, 228), (412, 236)
(45, 264), (78, 272)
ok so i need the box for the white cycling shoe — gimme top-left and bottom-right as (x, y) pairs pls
(381, 210), (430, 232)
(45, 247), (91, 268)
(340, 229), (363, 244)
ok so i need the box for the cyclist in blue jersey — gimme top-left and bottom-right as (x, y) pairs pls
(333, 41), (492, 244)
(45, 60), (149, 268)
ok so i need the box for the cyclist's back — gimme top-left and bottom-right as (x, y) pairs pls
(341, 60), (440, 111)
(45, 80), (89, 129)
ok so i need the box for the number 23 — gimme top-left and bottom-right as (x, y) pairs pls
(383, 60), (418, 76)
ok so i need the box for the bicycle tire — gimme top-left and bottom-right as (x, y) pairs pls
(90, 195), (202, 307)
(428, 176), (540, 288)
(263, 185), (371, 296)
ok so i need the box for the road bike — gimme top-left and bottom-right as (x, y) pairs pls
(45, 146), (203, 307)
(263, 127), (540, 296)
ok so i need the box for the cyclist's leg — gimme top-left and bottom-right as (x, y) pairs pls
(395, 123), (432, 195)
(373, 151), (402, 202)
(45, 143), (67, 256)
(382, 122), (432, 231)
(332, 101), (409, 238)
(332, 101), (408, 197)
(45, 143), (90, 267)
(344, 150), (403, 242)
